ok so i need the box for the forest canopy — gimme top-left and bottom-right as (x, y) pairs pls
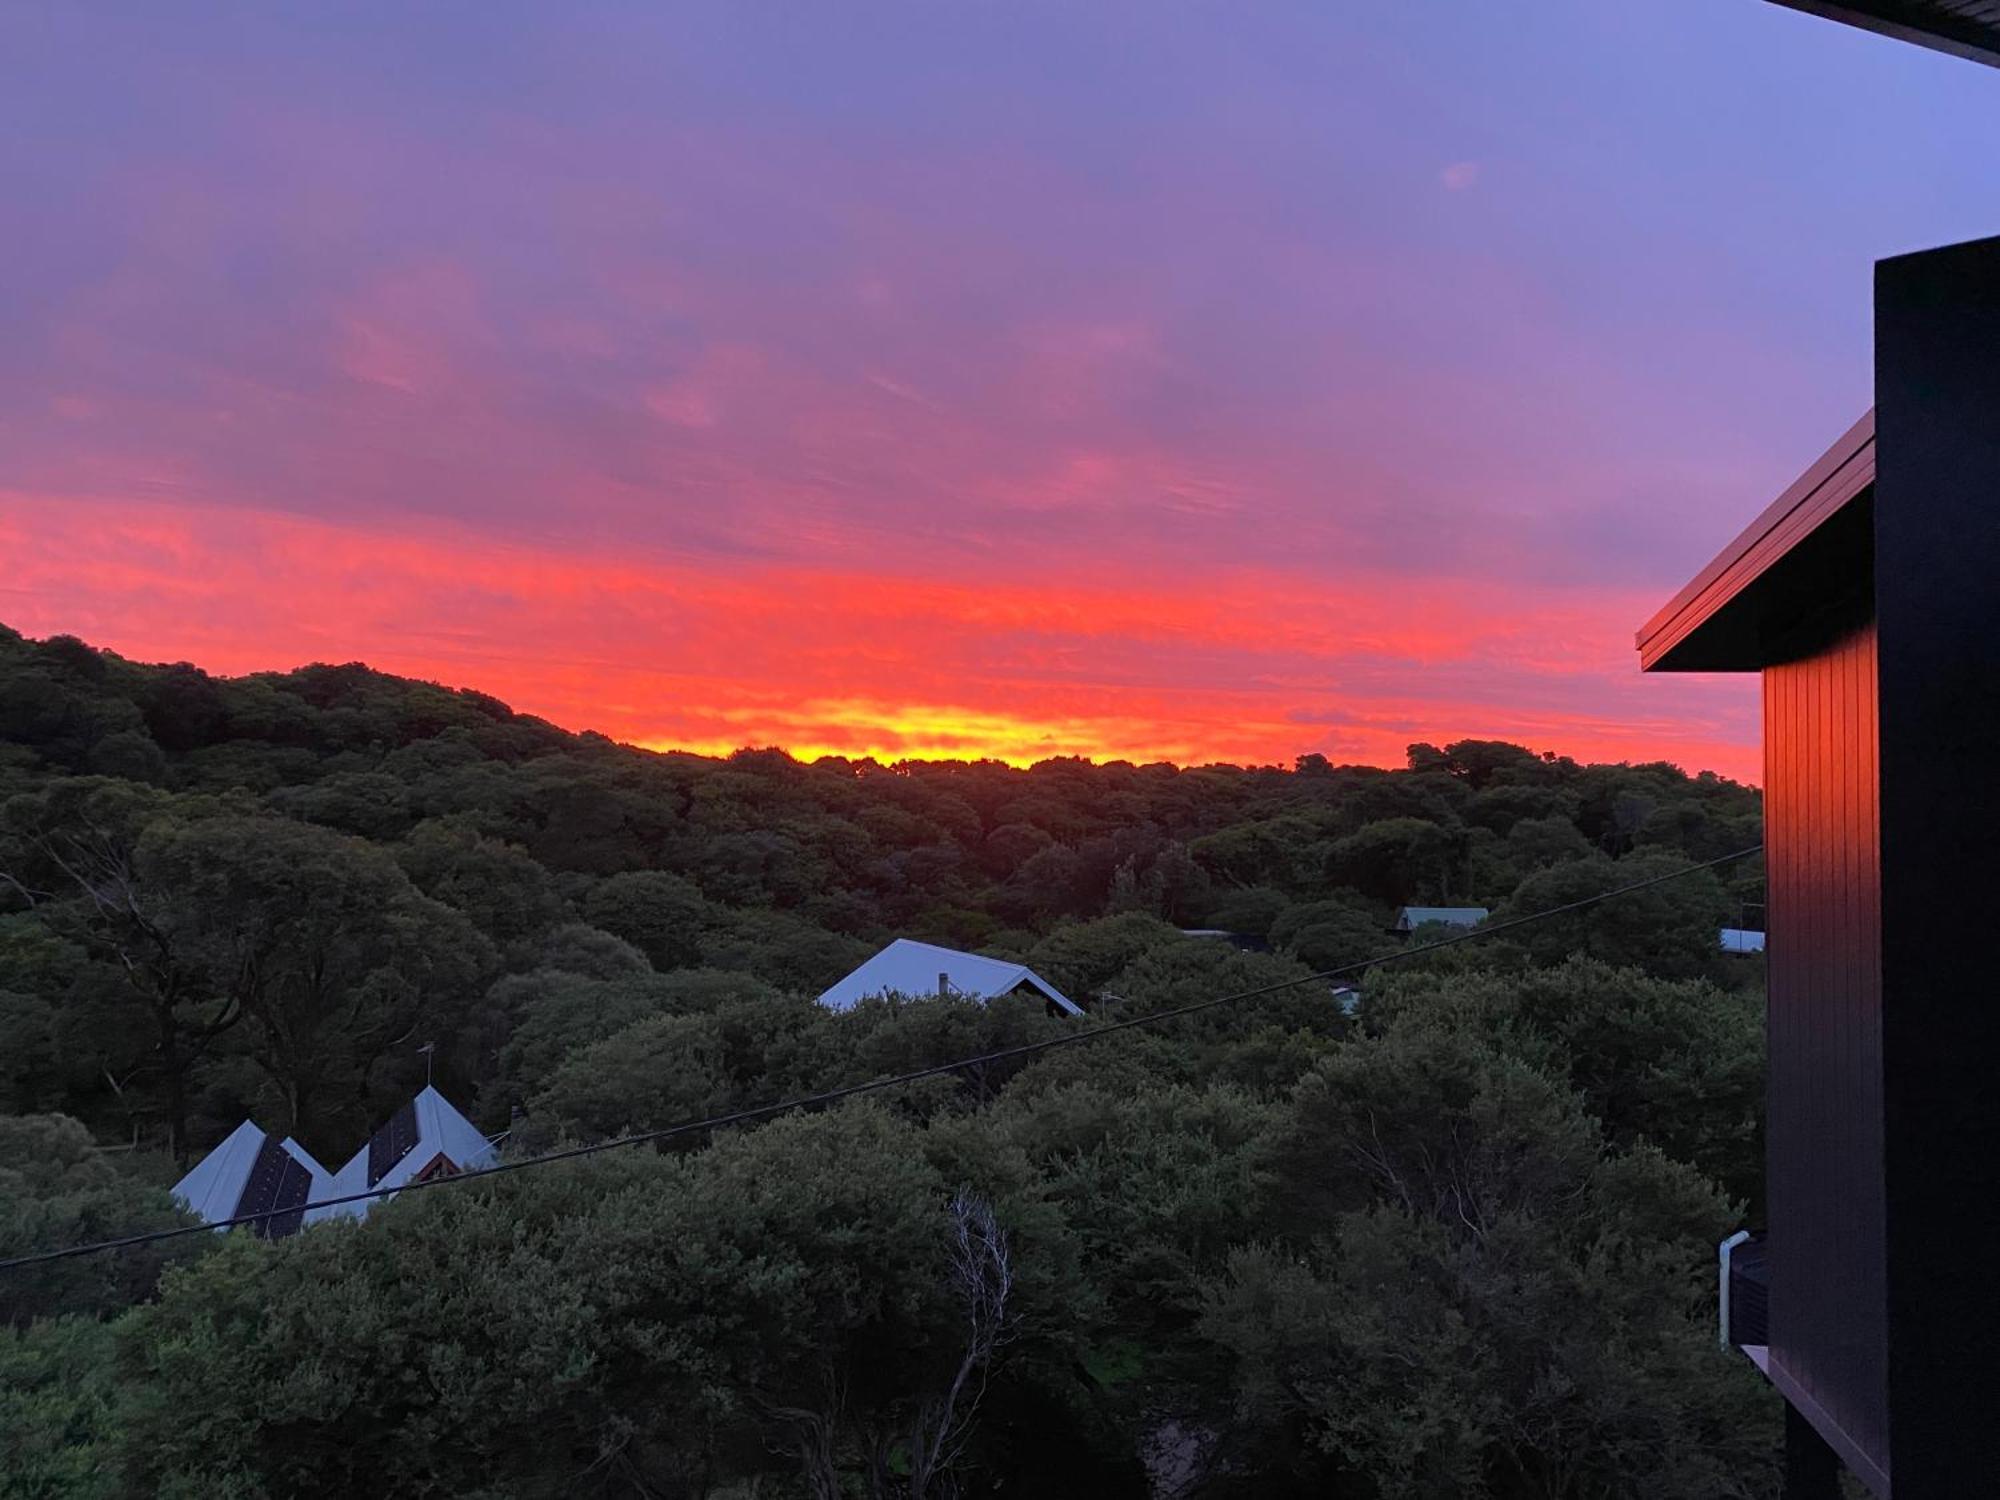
(0, 625), (1773, 1499)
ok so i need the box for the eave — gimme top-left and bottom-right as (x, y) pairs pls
(1766, 0), (2000, 68)
(1637, 411), (1876, 672)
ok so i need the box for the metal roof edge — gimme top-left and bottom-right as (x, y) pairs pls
(1767, 0), (2000, 69)
(1636, 411), (1875, 671)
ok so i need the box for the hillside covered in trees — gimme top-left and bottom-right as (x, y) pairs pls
(0, 624), (1774, 1498)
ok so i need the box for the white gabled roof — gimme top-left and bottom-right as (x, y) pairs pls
(172, 1121), (333, 1228)
(817, 938), (1082, 1016)
(321, 1085), (499, 1221)
(171, 1119), (268, 1223)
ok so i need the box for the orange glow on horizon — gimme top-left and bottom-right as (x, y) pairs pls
(0, 493), (1762, 783)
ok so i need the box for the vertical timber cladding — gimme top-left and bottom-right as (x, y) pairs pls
(1763, 620), (1887, 1480)
(1638, 232), (2000, 1495)
(1875, 233), (2000, 1500)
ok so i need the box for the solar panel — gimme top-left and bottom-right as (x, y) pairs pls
(234, 1137), (314, 1239)
(367, 1099), (420, 1186)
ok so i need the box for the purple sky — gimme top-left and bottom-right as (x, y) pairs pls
(4, 2), (1997, 778)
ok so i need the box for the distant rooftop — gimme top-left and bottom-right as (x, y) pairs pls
(171, 1085), (499, 1236)
(170, 1120), (330, 1239)
(817, 938), (1082, 1016)
(1395, 906), (1489, 933)
(322, 1085), (499, 1220)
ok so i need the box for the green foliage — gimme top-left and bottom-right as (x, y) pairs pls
(136, 815), (495, 1139)
(1268, 898), (1386, 973)
(117, 1107), (1060, 1499)
(1205, 1015), (1774, 1498)
(1495, 854), (1730, 982)
(0, 1114), (199, 1328)
(581, 869), (717, 970)
(0, 1316), (123, 1500)
(1361, 958), (1765, 1206)
(1027, 913), (1184, 998)
(1325, 817), (1462, 906)
(0, 627), (1772, 1498)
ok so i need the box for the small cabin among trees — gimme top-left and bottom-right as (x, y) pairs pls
(170, 1120), (331, 1240)
(172, 1086), (498, 1233)
(816, 938), (1083, 1017)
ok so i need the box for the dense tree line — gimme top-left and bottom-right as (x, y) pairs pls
(0, 625), (1774, 1497)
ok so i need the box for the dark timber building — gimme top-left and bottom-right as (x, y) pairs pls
(1639, 234), (2000, 1498)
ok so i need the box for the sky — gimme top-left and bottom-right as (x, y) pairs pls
(4, 3), (1998, 783)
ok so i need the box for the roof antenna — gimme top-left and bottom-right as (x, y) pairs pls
(417, 1041), (436, 1088)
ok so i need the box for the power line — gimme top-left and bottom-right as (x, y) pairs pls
(0, 844), (1762, 1274)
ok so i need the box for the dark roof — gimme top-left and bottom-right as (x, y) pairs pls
(366, 1098), (421, 1187)
(1766, 0), (2000, 67)
(1636, 412), (1875, 672)
(234, 1135), (315, 1240)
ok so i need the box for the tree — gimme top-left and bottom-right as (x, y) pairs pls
(136, 816), (494, 1139)
(1504, 815), (1592, 875)
(0, 780), (243, 1163)
(892, 1188), (1017, 1498)
(581, 869), (717, 971)
(1207, 1015), (1776, 1499)
(0, 1316), (125, 1500)
(1268, 900), (1386, 974)
(529, 1010), (731, 1139)
(395, 819), (565, 956)
(1361, 957), (1765, 1207)
(490, 968), (690, 1102)
(1324, 817), (1461, 906)
(0, 1113), (199, 1329)
(118, 1107), (1036, 1500)
(1494, 855), (1728, 982)
(1198, 885), (1289, 938)
(1027, 914), (1184, 999)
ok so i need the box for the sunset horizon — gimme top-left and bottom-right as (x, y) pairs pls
(8, 3), (1994, 797)
(2, 594), (1763, 785)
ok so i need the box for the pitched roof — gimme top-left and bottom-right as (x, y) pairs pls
(171, 1120), (332, 1238)
(1395, 906), (1489, 931)
(1636, 413), (1875, 672)
(816, 938), (1082, 1016)
(321, 1086), (499, 1221)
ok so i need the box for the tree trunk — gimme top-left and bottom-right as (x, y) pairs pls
(156, 1002), (191, 1167)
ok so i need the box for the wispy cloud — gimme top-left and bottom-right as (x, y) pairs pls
(1, 1), (1972, 783)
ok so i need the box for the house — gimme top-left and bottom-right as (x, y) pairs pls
(1637, 234), (2000, 1498)
(170, 1085), (498, 1233)
(1720, 928), (1767, 955)
(816, 938), (1083, 1017)
(1393, 906), (1488, 934)
(319, 1085), (501, 1221)
(170, 1120), (332, 1239)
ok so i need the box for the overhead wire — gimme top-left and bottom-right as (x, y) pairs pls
(0, 843), (1763, 1273)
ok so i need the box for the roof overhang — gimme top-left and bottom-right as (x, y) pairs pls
(1637, 411), (1876, 672)
(1765, 0), (2000, 68)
